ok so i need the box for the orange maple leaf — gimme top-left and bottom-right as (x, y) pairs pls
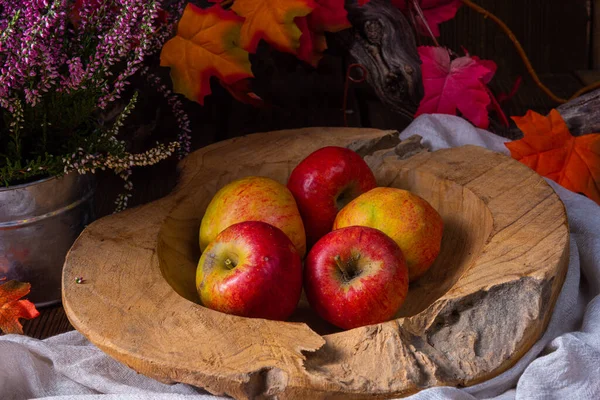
(160, 4), (253, 105)
(0, 280), (39, 335)
(506, 109), (600, 205)
(232, 0), (316, 54)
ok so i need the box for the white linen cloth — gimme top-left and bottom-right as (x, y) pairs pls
(1, 114), (599, 400)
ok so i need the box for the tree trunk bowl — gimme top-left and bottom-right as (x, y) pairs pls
(62, 128), (569, 399)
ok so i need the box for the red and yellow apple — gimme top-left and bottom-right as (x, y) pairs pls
(287, 146), (377, 248)
(333, 187), (444, 281)
(200, 176), (306, 257)
(304, 226), (409, 330)
(196, 221), (303, 320)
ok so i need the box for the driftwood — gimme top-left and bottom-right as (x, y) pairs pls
(556, 88), (600, 135)
(495, 88), (600, 139)
(63, 128), (568, 399)
(337, 0), (424, 119)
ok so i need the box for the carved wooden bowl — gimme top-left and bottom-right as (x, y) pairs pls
(63, 128), (569, 399)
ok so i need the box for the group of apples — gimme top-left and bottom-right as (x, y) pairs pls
(196, 147), (444, 330)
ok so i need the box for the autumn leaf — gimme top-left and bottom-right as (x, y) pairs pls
(416, 46), (496, 129)
(506, 110), (600, 205)
(0, 280), (39, 335)
(307, 0), (351, 32)
(160, 4), (253, 105)
(232, 0), (316, 54)
(393, 0), (461, 37)
(223, 78), (264, 107)
(295, 17), (326, 66)
(295, 0), (350, 66)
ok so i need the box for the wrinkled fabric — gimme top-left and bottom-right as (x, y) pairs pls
(1, 114), (599, 400)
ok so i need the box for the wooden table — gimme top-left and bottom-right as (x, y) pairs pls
(20, 72), (590, 340)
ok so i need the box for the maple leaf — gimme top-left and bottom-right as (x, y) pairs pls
(393, 0), (461, 37)
(296, 17), (327, 66)
(295, 0), (350, 66)
(506, 110), (600, 205)
(232, 0), (316, 54)
(160, 4), (253, 105)
(416, 46), (496, 129)
(223, 78), (264, 107)
(308, 0), (351, 32)
(0, 280), (39, 335)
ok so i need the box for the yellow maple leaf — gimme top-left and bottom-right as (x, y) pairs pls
(160, 4), (253, 104)
(232, 0), (316, 53)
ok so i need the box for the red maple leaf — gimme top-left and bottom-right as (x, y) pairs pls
(393, 0), (461, 37)
(223, 79), (264, 107)
(296, 17), (328, 66)
(307, 0), (351, 32)
(416, 46), (496, 129)
(0, 280), (39, 335)
(296, 0), (351, 66)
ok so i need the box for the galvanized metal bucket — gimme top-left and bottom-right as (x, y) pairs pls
(0, 173), (95, 306)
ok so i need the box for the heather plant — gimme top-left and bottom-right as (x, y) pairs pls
(0, 0), (190, 210)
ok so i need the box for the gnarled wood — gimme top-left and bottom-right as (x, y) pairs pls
(337, 0), (424, 119)
(556, 88), (600, 135)
(63, 128), (568, 399)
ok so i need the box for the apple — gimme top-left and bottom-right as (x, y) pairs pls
(196, 221), (303, 320)
(304, 226), (409, 330)
(333, 187), (444, 281)
(200, 176), (306, 257)
(287, 146), (377, 248)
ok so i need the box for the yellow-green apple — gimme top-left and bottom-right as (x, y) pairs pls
(333, 187), (443, 281)
(196, 221), (303, 320)
(287, 146), (376, 248)
(304, 226), (408, 330)
(200, 176), (306, 257)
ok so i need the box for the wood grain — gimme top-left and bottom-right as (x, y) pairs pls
(336, 0), (423, 119)
(62, 128), (569, 399)
(594, 0), (600, 68)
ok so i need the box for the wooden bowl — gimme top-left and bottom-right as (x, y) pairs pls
(63, 128), (569, 399)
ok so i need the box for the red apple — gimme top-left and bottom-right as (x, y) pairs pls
(196, 221), (302, 321)
(287, 146), (377, 247)
(304, 226), (409, 330)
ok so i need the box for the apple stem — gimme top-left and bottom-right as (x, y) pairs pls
(334, 255), (351, 281)
(224, 258), (236, 269)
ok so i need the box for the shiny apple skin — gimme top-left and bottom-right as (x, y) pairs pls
(287, 146), (377, 248)
(334, 187), (444, 281)
(200, 176), (306, 257)
(196, 221), (303, 321)
(304, 226), (409, 330)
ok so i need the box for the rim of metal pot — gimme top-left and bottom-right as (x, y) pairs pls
(0, 174), (66, 192)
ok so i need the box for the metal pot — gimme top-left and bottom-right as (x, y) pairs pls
(0, 173), (95, 307)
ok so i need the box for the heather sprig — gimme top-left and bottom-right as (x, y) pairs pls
(0, 0), (190, 209)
